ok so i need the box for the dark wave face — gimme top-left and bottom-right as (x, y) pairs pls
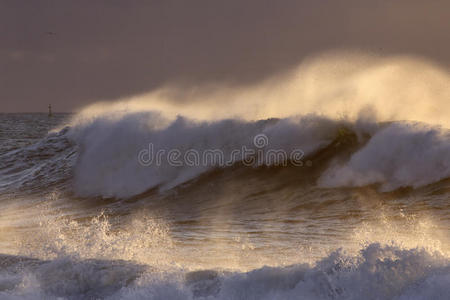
(0, 113), (449, 299)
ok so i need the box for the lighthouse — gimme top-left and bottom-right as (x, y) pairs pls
(48, 104), (53, 117)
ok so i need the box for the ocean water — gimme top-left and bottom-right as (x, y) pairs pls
(0, 112), (449, 300)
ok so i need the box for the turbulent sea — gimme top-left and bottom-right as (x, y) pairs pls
(0, 112), (449, 300)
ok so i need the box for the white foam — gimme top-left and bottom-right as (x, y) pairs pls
(1, 243), (448, 299)
(319, 122), (450, 190)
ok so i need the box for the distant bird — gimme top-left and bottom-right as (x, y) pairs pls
(45, 31), (56, 36)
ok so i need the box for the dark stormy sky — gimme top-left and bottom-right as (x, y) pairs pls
(1, 0), (449, 112)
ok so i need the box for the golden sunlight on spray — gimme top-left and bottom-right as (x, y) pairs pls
(75, 51), (450, 128)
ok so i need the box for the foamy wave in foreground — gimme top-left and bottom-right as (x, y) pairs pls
(0, 243), (448, 299)
(0, 205), (446, 300)
(0, 192), (447, 299)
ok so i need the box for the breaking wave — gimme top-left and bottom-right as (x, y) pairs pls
(1, 112), (449, 199)
(1, 53), (449, 199)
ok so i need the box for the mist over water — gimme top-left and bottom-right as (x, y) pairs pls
(77, 52), (450, 126)
(0, 54), (449, 299)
